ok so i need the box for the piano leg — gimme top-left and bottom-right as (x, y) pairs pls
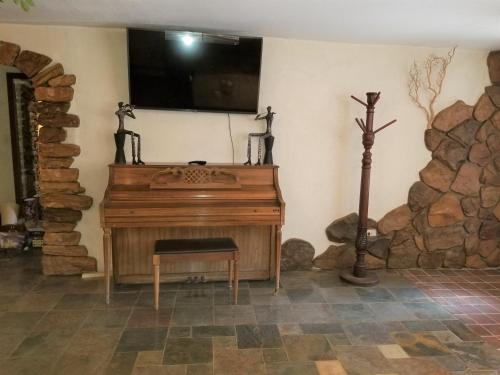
(274, 225), (282, 295)
(103, 227), (112, 304)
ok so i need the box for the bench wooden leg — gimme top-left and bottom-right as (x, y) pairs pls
(153, 255), (160, 310)
(233, 255), (239, 305)
(228, 260), (233, 290)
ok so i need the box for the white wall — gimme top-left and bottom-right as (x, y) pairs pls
(0, 24), (490, 269)
(0, 65), (18, 205)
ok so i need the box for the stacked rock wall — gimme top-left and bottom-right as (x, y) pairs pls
(312, 51), (499, 270)
(0, 40), (96, 275)
(379, 51), (500, 269)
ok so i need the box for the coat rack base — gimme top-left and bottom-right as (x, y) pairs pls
(339, 269), (379, 286)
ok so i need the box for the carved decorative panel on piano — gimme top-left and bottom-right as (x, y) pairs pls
(100, 164), (285, 302)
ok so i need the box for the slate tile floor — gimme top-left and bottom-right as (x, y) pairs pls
(1, 253), (500, 374)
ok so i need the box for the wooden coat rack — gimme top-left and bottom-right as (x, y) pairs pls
(340, 92), (397, 286)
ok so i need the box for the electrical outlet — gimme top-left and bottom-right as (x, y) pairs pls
(367, 228), (377, 237)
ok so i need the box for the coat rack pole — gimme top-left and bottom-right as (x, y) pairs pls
(340, 92), (396, 286)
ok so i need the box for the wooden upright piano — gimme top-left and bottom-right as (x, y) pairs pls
(100, 163), (285, 303)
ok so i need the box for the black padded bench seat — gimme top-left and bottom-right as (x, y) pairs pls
(155, 238), (238, 254)
(152, 237), (240, 310)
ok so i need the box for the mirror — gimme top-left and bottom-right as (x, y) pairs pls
(0, 66), (39, 226)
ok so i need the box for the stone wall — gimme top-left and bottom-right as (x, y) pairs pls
(0, 40), (96, 275)
(313, 51), (500, 270)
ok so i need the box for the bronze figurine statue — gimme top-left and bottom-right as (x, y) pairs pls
(114, 102), (145, 165)
(339, 92), (396, 286)
(245, 106), (276, 165)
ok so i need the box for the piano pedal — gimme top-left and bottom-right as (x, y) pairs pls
(200, 276), (206, 283)
(186, 276), (194, 284)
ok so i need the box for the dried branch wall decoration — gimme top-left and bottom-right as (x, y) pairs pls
(408, 46), (456, 129)
(0, 0), (34, 11)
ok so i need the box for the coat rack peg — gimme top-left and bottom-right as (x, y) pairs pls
(351, 95), (368, 107)
(372, 92), (381, 105)
(355, 118), (366, 132)
(374, 119), (397, 134)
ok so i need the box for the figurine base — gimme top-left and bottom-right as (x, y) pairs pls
(339, 269), (379, 286)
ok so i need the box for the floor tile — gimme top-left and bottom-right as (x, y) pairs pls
(214, 305), (257, 325)
(446, 342), (500, 371)
(168, 326), (191, 338)
(214, 348), (265, 375)
(236, 324), (282, 349)
(344, 322), (394, 345)
(441, 320), (483, 342)
(192, 325), (235, 337)
(403, 302), (453, 320)
(54, 293), (100, 310)
(282, 334), (335, 362)
(291, 303), (334, 323)
(104, 351), (138, 375)
(300, 323), (344, 334)
(0, 356), (57, 375)
(254, 305), (297, 324)
(430, 330), (463, 344)
(330, 303), (376, 322)
(286, 289), (326, 303)
(333, 345), (394, 375)
(95, 291), (140, 309)
(277, 324), (302, 336)
(315, 360), (347, 375)
(135, 351), (164, 367)
(356, 287), (396, 302)
(402, 319), (447, 332)
(66, 327), (122, 356)
(132, 365), (187, 375)
(388, 287), (429, 302)
(171, 306), (213, 326)
(53, 352), (111, 375)
(176, 290), (214, 305)
(116, 327), (167, 352)
(163, 337), (212, 365)
(8, 292), (62, 312)
(266, 362), (319, 375)
(319, 287), (362, 304)
(127, 308), (172, 328)
(369, 302), (418, 322)
(0, 333), (24, 358)
(215, 289), (251, 305)
(83, 308), (131, 328)
(263, 348), (288, 363)
(325, 332), (351, 346)
(391, 331), (451, 357)
(136, 291), (176, 308)
(377, 344), (410, 359)
(187, 363), (214, 375)
(388, 357), (449, 375)
(0, 311), (43, 334)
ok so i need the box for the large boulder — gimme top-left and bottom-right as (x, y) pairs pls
(313, 244), (355, 269)
(451, 163), (481, 196)
(432, 100), (473, 132)
(428, 193), (464, 227)
(487, 50), (500, 85)
(408, 181), (441, 211)
(325, 213), (376, 243)
(387, 239), (420, 268)
(378, 205), (412, 235)
(423, 225), (466, 251)
(280, 238), (315, 271)
(473, 94), (496, 122)
(433, 139), (467, 170)
(419, 160), (455, 193)
(449, 120), (481, 147)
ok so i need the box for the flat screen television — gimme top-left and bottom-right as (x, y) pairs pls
(127, 28), (263, 114)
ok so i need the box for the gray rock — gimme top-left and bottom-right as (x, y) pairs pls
(443, 246), (466, 268)
(387, 239), (420, 268)
(408, 181), (441, 212)
(367, 237), (390, 259)
(418, 252), (444, 269)
(280, 238), (315, 271)
(325, 213), (376, 243)
(313, 244), (355, 270)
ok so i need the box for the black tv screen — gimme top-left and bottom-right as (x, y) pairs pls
(127, 28), (263, 114)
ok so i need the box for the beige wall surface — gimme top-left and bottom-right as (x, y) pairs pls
(0, 65), (19, 205)
(0, 24), (490, 269)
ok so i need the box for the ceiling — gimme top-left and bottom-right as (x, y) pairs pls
(1, 0), (499, 49)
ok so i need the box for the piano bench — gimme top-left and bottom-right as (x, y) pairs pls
(152, 238), (240, 310)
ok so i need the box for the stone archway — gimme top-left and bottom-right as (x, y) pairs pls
(0, 41), (96, 275)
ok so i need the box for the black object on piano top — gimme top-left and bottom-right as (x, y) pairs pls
(155, 238), (238, 254)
